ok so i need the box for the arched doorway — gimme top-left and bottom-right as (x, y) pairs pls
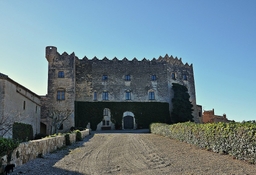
(122, 111), (136, 129)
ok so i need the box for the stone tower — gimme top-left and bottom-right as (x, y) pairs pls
(44, 46), (76, 133)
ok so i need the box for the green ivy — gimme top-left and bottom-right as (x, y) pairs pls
(171, 83), (194, 123)
(75, 102), (171, 130)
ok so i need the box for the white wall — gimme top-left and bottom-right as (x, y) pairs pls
(1, 79), (41, 138)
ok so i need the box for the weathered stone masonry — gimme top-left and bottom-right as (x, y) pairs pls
(42, 46), (199, 133)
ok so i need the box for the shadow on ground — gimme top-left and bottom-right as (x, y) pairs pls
(9, 134), (95, 175)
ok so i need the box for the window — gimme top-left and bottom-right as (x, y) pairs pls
(151, 75), (157, 81)
(23, 101), (26, 110)
(125, 75), (131, 81)
(125, 91), (131, 100)
(59, 124), (63, 130)
(93, 92), (97, 101)
(102, 75), (108, 81)
(171, 73), (176, 80)
(36, 106), (37, 113)
(102, 120), (106, 125)
(183, 74), (188, 80)
(148, 91), (155, 100)
(102, 91), (108, 100)
(103, 108), (110, 116)
(58, 71), (64, 78)
(57, 90), (65, 100)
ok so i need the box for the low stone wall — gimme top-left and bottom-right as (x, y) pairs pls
(1, 129), (90, 168)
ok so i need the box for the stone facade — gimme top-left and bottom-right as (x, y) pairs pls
(0, 73), (41, 138)
(42, 46), (199, 133)
(202, 109), (229, 123)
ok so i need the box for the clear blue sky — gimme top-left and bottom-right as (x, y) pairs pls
(0, 1), (255, 122)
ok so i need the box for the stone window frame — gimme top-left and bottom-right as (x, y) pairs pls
(102, 91), (109, 100)
(93, 91), (97, 101)
(103, 108), (110, 116)
(102, 75), (108, 81)
(57, 89), (65, 101)
(151, 74), (157, 81)
(125, 74), (131, 81)
(148, 90), (155, 100)
(58, 71), (64, 78)
(183, 74), (188, 81)
(171, 72), (176, 80)
(125, 90), (131, 100)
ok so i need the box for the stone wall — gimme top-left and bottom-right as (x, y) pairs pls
(1, 129), (89, 168)
(0, 74), (41, 138)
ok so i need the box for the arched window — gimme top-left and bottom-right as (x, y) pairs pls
(103, 108), (110, 116)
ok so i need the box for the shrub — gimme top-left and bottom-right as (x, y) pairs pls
(65, 133), (71, 146)
(34, 133), (47, 140)
(151, 122), (256, 164)
(0, 137), (19, 160)
(13, 122), (33, 142)
(75, 130), (82, 141)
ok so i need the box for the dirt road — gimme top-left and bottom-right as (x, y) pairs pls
(11, 132), (256, 175)
(56, 132), (256, 175)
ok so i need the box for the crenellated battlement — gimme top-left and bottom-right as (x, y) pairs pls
(47, 46), (192, 68)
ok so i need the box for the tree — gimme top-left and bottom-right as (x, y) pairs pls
(171, 83), (194, 123)
(0, 111), (28, 137)
(48, 108), (73, 134)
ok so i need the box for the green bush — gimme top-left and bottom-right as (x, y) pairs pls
(13, 122), (33, 142)
(75, 130), (82, 141)
(0, 137), (19, 159)
(34, 133), (47, 140)
(151, 122), (256, 164)
(65, 133), (71, 146)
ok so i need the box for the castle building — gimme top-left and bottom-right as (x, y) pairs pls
(41, 46), (199, 134)
(202, 109), (230, 123)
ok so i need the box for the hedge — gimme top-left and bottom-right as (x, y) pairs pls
(150, 122), (256, 164)
(13, 122), (33, 142)
(75, 101), (171, 130)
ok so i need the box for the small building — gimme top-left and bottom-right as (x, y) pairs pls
(0, 73), (41, 138)
(202, 109), (229, 123)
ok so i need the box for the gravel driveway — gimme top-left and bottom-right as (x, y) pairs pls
(9, 130), (256, 175)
